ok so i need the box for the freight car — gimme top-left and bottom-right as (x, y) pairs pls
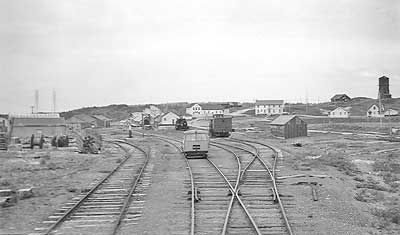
(183, 130), (209, 158)
(175, 118), (189, 131)
(209, 114), (232, 137)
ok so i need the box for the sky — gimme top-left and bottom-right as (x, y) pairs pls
(0, 0), (399, 113)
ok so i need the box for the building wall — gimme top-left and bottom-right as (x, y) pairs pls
(160, 113), (179, 125)
(12, 126), (66, 138)
(367, 105), (383, 117)
(384, 109), (399, 117)
(186, 104), (202, 117)
(271, 118), (307, 139)
(255, 104), (284, 115)
(329, 108), (350, 118)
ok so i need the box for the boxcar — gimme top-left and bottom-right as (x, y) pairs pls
(183, 130), (209, 158)
(209, 115), (232, 137)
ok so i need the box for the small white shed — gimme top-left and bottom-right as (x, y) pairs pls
(160, 112), (180, 126)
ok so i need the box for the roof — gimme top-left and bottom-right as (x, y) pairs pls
(255, 100), (284, 105)
(0, 114), (8, 119)
(12, 117), (66, 126)
(184, 130), (208, 134)
(74, 114), (97, 123)
(331, 94), (350, 100)
(92, 115), (112, 121)
(331, 107), (351, 112)
(66, 116), (85, 124)
(200, 104), (225, 110)
(162, 112), (179, 118)
(270, 115), (300, 125)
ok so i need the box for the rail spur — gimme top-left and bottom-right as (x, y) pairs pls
(215, 138), (294, 235)
(145, 133), (269, 235)
(34, 139), (150, 235)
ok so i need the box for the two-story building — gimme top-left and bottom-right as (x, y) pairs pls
(255, 100), (284, 116)
(186, 103), (229, 118)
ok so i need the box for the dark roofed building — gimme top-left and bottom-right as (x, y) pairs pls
(66, 116), (87, 130)
(74, 114), (98, 128)
(270, 115), (307, 139)
(91, 115), (112, 127)
(10, 117), (66, 138)
(200, 103), (225, 110)
(331, 94), (351, 103)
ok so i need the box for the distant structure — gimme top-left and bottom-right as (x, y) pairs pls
(331, 94), (351, 103)
(186, 103), (229, 118)
(367, 103), (398, 117)
(329, 107), (351, 118)
(160, 112), (180, 126)
(34, 90), (39, 113)
(378, 76), (392, 99)
(10, 116), (66, 138)
(255, 100), (284, 116)
(53, 89), (57, 113)
(270, 115), (307, 139)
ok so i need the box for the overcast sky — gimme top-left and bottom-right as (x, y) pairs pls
(1, 0), (399, 113)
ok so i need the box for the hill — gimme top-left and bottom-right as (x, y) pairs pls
(288, 97), (400, 116)
(60, 102), (254, 121)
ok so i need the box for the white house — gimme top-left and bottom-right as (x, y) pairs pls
(329, 107), (351, 118)
(255, 100), (284, 115)
(186, 103), (228, 117)
(384, 109), (399, 116)
(367, 104), (383, 117)
(367, 104), (399, 117)
(160, 112), (180, 125)
(186, 104), (203, 117)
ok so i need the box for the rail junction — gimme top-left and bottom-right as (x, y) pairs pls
(33, 131), (295, 235)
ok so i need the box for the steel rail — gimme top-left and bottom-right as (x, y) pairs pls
(210, 142), (262, 235)
(129, 131), (263, 235)
(110, 139), (150, 235)
(148, 136), (195, 235)
(42, 140), (135, 235)
(220, 138), (294, 235)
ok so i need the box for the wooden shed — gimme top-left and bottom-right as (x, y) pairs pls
(270, 115), (307, 139)
(91, 115), (112, 127)
(73, 114), (98, 128)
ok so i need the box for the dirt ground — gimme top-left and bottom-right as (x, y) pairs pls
(0, 144), (123, 235)
(230, 116), (400, 235)
(1, 121), (400, 235)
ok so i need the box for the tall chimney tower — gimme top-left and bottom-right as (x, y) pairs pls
(378, 76), (392, 100)
(34, 90), (39, 113)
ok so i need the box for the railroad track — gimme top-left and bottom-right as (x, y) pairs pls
(214, 138), (294, 235)
(33, 139), (150, 235)
(141, 132), (291, 235)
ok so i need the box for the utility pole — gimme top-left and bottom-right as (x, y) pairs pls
(378, 84), (383, 128)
